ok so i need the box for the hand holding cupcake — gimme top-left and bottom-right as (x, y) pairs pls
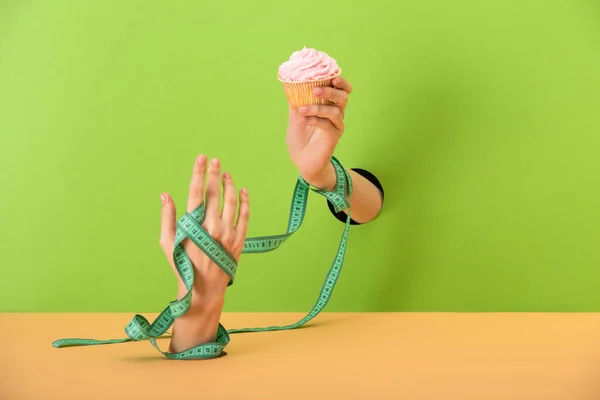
(279, 47), (353, 191)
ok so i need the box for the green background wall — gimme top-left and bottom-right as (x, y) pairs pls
(1, 0), (599, 313)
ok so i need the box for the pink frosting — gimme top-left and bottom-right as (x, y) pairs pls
(278, 46), (342, 83)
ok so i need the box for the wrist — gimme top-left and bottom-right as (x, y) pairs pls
(178, 283), (225, 313)
(306, 162), (337, 191)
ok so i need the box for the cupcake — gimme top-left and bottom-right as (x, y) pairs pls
(277, 46), (342, 108)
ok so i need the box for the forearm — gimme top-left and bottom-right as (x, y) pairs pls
(169, 287), (225, 353)
(313, 162), (383, 224)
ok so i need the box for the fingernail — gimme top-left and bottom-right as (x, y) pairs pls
(197, 154), (206, 164)
(299, 106), (309, 113)
(211, 158), (219, 166)
(223, 172), (230, 179)
(301, 117), (308, 123)
(313, 87), (324, 95)
(160, 194), (166, 204)
(241, 188), (247, 195)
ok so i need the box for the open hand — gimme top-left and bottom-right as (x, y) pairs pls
(158, 155), (250, 352)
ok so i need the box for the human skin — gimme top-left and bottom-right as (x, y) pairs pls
(162, 76), (383, 353)
(158, 155), (250, 353)
(285, 77), (383, 223)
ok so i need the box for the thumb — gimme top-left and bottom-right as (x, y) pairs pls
(159, 192), (176, 268)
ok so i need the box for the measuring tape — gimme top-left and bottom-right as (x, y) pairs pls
(52, 156), (353, 359)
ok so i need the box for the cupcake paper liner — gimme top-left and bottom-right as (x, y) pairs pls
(281, 79), (335, 109)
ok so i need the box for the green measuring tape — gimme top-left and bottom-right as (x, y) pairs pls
(52, 156), (353, 359)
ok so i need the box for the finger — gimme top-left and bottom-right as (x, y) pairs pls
(234, 188), (250, 244)
(299, 104), (344, 131)
(312, 86), (348, 107)
(332, 76), (353, 95)
(220, 172), (237, 238)
(301, 116), (341, 136)
(159, 192), (177, 265)
(187, 154), (207, 213)
(205, 158), (221, 220)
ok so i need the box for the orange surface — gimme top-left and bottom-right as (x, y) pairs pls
(2, 312), (600, 399)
